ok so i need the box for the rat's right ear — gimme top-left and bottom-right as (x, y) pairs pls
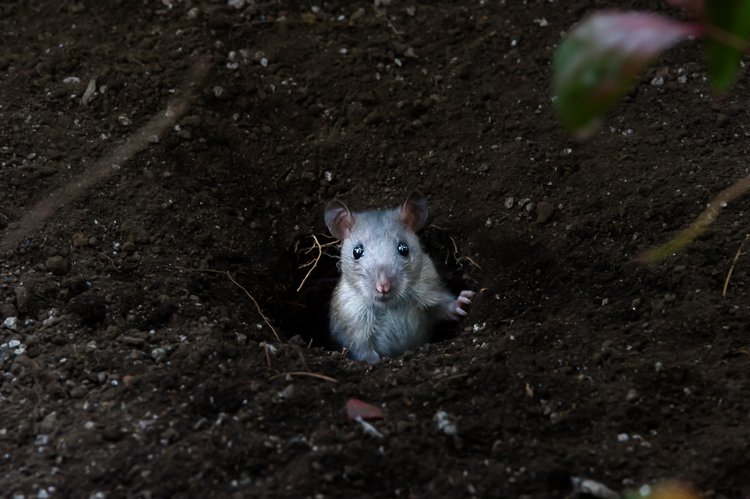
(324, 200), (355, 240)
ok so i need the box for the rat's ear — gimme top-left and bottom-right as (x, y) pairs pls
(400, 191), (428, 232)
(325, 199), (356, 240)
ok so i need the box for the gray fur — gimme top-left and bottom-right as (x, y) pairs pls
(325, 192), (474, 364)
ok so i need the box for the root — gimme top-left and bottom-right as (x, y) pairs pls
(225, 271), (282, 343)
(449, 235), (482, 270)
(638, 173), (750, 264)
(722, 234), (749, 298)
(174, 266), (282, 343)
(294, 233), (339, 292)
(0, 57), (211, 254)
(268, 371), (338, 383)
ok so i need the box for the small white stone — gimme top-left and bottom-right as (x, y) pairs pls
(651, 76), (664, 86)
(434, 410), (457, 435)
(3, 317), (17, 331)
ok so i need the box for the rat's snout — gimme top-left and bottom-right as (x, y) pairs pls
(375, 269), (392, 295)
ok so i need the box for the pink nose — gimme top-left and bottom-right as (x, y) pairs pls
(376, 279), (391, 294)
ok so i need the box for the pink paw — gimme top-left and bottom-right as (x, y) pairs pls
(449, 290), (475, 320)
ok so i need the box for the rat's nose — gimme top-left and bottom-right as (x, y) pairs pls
(375, 269), (392, 294)
(376, 278), (391, 294)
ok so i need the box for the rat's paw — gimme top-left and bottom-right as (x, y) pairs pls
(448, 290), (475, 320)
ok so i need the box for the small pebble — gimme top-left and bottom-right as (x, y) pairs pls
(535, 201), (555, 224)
(434, 410), (457, 435)
(45, 256), (70, 275)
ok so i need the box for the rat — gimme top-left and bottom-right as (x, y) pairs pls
(324, 191), (475, 364)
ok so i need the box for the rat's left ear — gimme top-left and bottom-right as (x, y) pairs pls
(399, 191), (428, 232)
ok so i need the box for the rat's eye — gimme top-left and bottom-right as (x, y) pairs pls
(353, 243), (364, 260)
(397, 242), (409, 257)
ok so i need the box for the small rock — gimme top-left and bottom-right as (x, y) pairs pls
(69, 385), (88, 399)
(278, 384), (296, 399)
(81, 78), (97, 105)
(36, 166), (57, 178)
(125, 225), (151, 244)
(161, 426), (179, 442)
(39, 412), (58, 432)
(121, 241), (137, 254)
(2, 317), (17, 331)
(0, 303), (18, 319)
(434, 410), (457, 435)
(72, 232), (89, 247)
(626, 389), (639, 402)
(536, 201), (555, 224)
(650, 76), (664, 86)
(45, 256), (70, 276)
(118, 115), (132, 126)
(181, 115), (202, 127)
(151, 347), (168, 362)
(504, 197), (514, 209)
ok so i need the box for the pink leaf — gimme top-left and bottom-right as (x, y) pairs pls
(346, 398), (385, 420)
(554, 11), (704, 131)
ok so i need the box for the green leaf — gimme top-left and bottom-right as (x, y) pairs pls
(554, 11), (702, 134)
(705, 0), (750, 91)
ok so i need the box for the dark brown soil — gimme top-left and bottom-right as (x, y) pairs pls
(2, 1), (750, 498)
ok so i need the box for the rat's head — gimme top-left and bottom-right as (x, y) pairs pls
(325, 191), (428, 304)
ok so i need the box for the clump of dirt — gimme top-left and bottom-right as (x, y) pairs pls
(2, 1), (750, 497)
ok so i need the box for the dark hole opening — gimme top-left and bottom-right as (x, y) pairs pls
(272, 226), (476, 354)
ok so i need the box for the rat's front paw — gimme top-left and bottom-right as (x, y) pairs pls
(448, 290), (475, 320)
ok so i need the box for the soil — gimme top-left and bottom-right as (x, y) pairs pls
(2, 1), (750, 498)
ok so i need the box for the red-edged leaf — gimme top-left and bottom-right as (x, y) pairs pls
(554, 11), (703, 133)
(346, 398), (385, 420)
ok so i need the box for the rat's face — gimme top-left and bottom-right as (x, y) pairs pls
(339, 210), (423, 304)
(325, 191), (429, 305)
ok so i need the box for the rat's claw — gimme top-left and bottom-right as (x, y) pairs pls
(448, 289), (475, 320)
(457, 295), (472, 306)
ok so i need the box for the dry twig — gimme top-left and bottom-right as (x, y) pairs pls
(723, 234), (750, 298)
(174, 266), (282, 343)
(639, 173), (750, 264)
(268, 371), (338, 383)
(295, 233), (338, 292)
(449, 235), (482, 270)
